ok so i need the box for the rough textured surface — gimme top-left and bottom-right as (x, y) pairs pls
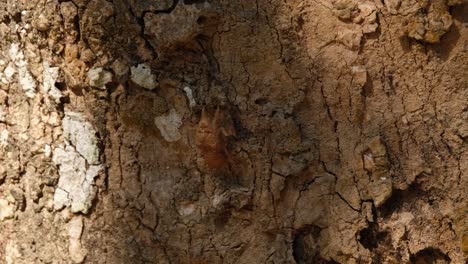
(0, 0), (466, 263)
(154, 108), (183, 142)
(130, 63), (158, 90)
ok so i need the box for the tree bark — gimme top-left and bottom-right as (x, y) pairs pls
(0, 0), (466, 263)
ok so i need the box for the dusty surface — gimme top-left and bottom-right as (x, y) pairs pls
(0, 0), (467, 263)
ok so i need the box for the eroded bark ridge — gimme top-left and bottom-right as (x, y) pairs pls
(0, 0), (466, 263)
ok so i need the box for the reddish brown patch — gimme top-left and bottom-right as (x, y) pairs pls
(195, 107), (235, 171)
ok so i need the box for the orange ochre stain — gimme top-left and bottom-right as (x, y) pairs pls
(195, 107), (234, 171)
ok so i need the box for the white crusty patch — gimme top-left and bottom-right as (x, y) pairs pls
(130, 63), (158, 90)
(183, 86), (196, 108)
(53, 145), (102, 214)
(0, 198), (15, 221)
(5, 240), (21, 264)
(154, 109), (183, 142)
(42, 61), (62, 103)
(62, 112), (100, 165)
(0, 106), (5, 122)
(177, 203), (196, 216)
(0, 129), (8, 148)
(87, 67), (113, 89)
(53, 112), (103, 214)
(1, 62), (15, 84)
(8, 43), (36, 98)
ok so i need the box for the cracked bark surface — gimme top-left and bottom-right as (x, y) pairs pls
(0, 0), (466, 263)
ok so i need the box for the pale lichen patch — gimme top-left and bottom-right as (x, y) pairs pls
(87, 67), (113, 89)
(154, 109), (183, 142)
(0, 129), (8, 148)
(53, 112), (103, 214)
(8, 43), (36, 98)
(53, 145), (103, 214)
(0, 198), (15, 221)
(4, 240), (21, 264)
(183, 86), (197, 108)
(42, 61), (62, 103)
(130, 63), (158, 90)
(62, 111), (100, 165)
(1, 62), (15, 84)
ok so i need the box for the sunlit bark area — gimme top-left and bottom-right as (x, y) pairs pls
(0, 0), (466, 263)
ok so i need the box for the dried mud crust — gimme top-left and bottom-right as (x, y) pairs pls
(0, 0), (466, 263)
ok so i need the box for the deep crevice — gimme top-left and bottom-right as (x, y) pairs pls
(410, 247), (451, 264)
(292, 225), (337, 264)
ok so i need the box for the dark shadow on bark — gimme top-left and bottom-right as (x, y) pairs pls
(410, 247), (451, 264)
(74, 0), (437, 262)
